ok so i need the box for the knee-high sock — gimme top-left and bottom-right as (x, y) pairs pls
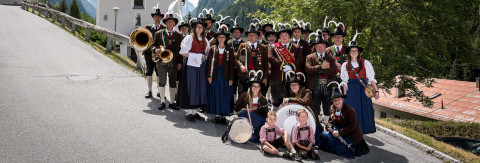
(169, 87), (177, 103)
(146, 76), (153, 92)
(266, 86), (272, 100)
(158, 87), (166, 103)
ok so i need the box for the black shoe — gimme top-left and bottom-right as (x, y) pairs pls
(158, 102), (166, 110)
(185, 114), (195, 122)
(193, 113), (204, 120)
(220, 117), (228, 125)
(198, 106), (205, 113)
(145, 91), (152, 98)
(293, 153), (302, 162)
(157, 93), (160, 97)
(212, 116), (221, 124)
(283, 152), (293, 159)
(169, 103), (178, 110)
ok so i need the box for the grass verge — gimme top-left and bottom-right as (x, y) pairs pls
(376, 118), (480, 163)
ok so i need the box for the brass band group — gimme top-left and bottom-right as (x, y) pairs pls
(133, 5), (382, 161)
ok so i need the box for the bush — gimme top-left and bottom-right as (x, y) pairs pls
(386, 119), (480, 140)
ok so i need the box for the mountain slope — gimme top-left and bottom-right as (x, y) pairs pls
(49, 0), (96, 18)
(191, 0), (234, 17)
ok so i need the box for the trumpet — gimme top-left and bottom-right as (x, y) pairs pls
(153, 46), (173, 63)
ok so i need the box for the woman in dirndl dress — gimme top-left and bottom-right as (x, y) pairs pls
(318, 84), (369, 158)
(206, 26), (235, 124)
(340, 40), (379, 134)
(234, 74), (268, 143)
(178, 19), (210, 122)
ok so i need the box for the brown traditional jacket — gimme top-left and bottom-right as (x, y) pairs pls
(325, 44), (347, 65)
(234, 92), (269, 117)
(268, 43), (304, 81)
(305, 52), (338, 90)
(285, 89), (320, 125)
(151, 29), (184, 65)
(327, 103), (364, 145)
(293, 39), (311, 58)
(206, 45), (235, 81)
(235, 43), (268, 80)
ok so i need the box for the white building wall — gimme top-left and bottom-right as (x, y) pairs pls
(373, 104), (435, 121)
(96, 0), (177, 57)
(96, 0), (176, 37)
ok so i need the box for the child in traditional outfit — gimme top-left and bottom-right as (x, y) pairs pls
(291, 109), (320, 160)
(260, 111), (301, 161)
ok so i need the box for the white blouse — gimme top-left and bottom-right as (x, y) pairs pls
(252, 97), (259, 104)
(179, 35), (210, 55)
(340, 60), (377, 84)
(218, 48), (225, 54)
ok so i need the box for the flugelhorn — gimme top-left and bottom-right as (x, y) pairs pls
(153, 46), (173, 63)
(129, 27), (153, 76)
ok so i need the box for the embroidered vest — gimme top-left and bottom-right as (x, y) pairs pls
(348, 59), (366, 79)
(189, 37), (206, 54)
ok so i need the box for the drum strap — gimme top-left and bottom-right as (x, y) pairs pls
(221, 118), (239, 143)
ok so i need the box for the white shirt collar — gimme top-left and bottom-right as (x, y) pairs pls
(282, 42), (290, 47)
(234, 38), (242, 42)
(334, 44), (343, 50)
(293, 37), (301, 42)
(248, 41), (258, 48)
(317, 52), (325, 58)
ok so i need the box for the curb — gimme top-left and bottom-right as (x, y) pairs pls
(375, 124), (460, 163)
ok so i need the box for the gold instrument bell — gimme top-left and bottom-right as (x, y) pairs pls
(153, 46), (173, 63)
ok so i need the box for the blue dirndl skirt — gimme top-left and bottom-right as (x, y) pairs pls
(207, 66), (233, 116)
(318, 127), (356, 158)
(186, 60), (208, 106)
(344, 79), (376, 134)
(238, 110), (266, 143)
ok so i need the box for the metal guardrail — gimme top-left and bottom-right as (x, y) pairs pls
(21, 1), (130, 52)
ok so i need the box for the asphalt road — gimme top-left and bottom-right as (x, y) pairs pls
(0, 5), (441, 163)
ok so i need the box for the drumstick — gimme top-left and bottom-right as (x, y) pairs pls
(246, 92), (253, 131)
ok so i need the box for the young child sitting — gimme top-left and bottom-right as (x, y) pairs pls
(291, 109), (320, 160)
(260, 111), (301, 161)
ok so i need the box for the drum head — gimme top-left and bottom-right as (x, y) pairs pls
(228, 118), (253, 143)
(275, 104), (316, 139)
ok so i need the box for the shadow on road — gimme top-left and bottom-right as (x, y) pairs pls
(364, 135), (385, 146)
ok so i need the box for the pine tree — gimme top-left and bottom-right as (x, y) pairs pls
(69, 0), (81, 19)
(58, 0), (68, 13)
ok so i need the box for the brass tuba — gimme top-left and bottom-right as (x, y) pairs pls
(129, 27), (153, 76)
(153, 46), (173, 63)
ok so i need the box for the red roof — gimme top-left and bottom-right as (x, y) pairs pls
(373, 78), (480, 123)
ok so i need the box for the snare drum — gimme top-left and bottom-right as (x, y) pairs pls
(227, 117), (253, 143)
(275, 103), (316, 139)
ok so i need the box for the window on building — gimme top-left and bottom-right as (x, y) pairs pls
(380, 111), (387, 118)
(394, 115), (401, 119)
(133, 0), (144, 9)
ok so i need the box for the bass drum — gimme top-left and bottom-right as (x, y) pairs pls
(275, 103), (316, 139)
(228, 117), (253, 143)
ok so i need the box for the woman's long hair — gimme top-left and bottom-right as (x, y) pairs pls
(346, 47), (363, 73)
(248, 86), (264, 106)
(191, 24), (206, 42)
(285, 85), (305, 99)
